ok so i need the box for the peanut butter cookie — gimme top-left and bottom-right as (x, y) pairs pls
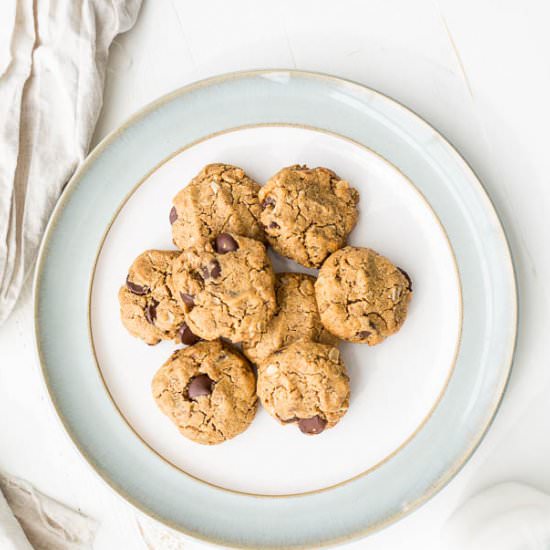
(152, 341), (257, 445)
(315, 246), (412, 345)
(242, 273), (337, 364)
(257, 342), (350, 435)
(258, 165), (359, 267)
(170, 163), (265, 249)
(171, 233), (276, 343)
(118, 250), (186, 345)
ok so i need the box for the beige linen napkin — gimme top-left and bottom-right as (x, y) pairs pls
(0, 0), (141, 546)
(0, 0), (142, 325)
(0, 473), (97, 550)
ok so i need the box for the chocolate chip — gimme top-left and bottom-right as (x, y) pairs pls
(397, 267), (412, 291)
(179, 292), (195, 308)
(261, 196), (275, 209)
(144, 300), (158, 324)
(187, 374), (214, 400)
(179, 323), (201, 345)
(209, 260), (221, 279)
(169, 206), (178, 225)
(298, 416), (327, 435)
(199, 266), (209, 280)
(126, 276), (148, 295)
(214, 233), (239, 254)
(269, 221), (280, 229)
(356, 330), (371, 339)
(199, 260), (221, 280)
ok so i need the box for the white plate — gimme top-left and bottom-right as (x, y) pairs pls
(91, 125), (461, 495)
(35, 71), (516, 549)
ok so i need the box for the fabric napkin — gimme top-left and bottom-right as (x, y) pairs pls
(0, 0), (142, 325)
(0, 473), (97, 549)
(0, 0), (141, 546)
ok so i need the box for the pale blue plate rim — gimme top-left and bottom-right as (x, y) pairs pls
(33, 69), (517, 549)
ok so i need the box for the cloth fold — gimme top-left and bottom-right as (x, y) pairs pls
(0, 473), (97, 550)
(0, 0), (142, 325)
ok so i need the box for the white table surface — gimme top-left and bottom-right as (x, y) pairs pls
(2, 1), (550, 548)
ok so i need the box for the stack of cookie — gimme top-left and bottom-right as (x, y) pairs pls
(119, 163), (413, 445)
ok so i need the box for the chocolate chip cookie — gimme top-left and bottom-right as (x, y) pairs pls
(118, 250), (186, 345)
(257, 342), (350, 434)
(171, 233), (276, 343)
(242, 273), (338, 364)
(170, 163), (265, 250)
(315, 246), (412, 345)
(258, 165), (359, 268)
(152, 341), (257, 445)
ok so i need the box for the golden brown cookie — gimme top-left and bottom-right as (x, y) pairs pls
(171, 233), (276, 343)
(315, 246), (412, 345)
(242, 273), (337, 364)
(258, 165), (359, 268)
(170, 163), (265, 249)
(118, 250), (186, 345)
(257, 342), (350, 434)
(152, 341), (257, 445)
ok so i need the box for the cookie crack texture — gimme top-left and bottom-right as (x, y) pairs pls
(171, 234), (276, 343)
(118, 250), (186, 345)
(315, 246), (412, 345)
(152, 341), (257, 445)
(258, 165), (359, 268)
(171, 163), (265, 250)
(242, 273), (338, 364)
(257, 342), (350, 432)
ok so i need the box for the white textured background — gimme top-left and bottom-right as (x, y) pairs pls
(1, 1), (549, 548)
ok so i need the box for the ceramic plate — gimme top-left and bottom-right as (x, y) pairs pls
(34, 70), (516, 548)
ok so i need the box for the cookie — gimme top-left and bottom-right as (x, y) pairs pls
(258, 165), (359, 268)
(152, 341), (257, 445)
(257, 342), (350, 434)
(315, 246), (412, 345)
(242, 273), (338, 364)
(171, 233), (276, 343)
(170, 163), (265, 250)
(118, 250), (187, 345)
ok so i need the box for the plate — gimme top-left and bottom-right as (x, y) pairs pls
(91, 125), (460, 495)
(34, 70), (516, 548)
